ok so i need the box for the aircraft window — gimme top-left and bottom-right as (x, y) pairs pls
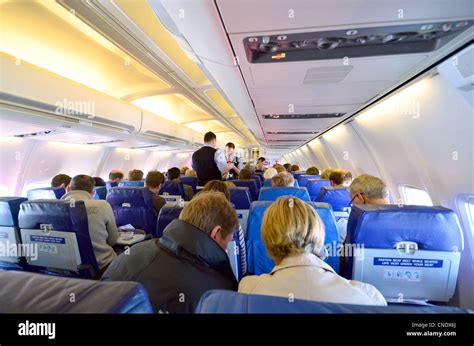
(399, 185), (433, 206)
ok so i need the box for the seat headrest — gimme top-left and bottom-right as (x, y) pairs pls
(160, 181), (184, 196)
(0, 197), (28, 227)
(106, 187), (152, 207)
(27, 187), (65, 200)
(317, 187), (351, 211)
(229, 187), (252, 209)
(118, 180), (145, 187)
(196, 290), (471, 314)
(347, 204), (464, 251)
(298, 175), (321, 186)
(0, 271), (153, 313)
(156, 206), (183, 238)
(306, 179), (331, 195)
(258, 187), (310, 202)
(93, 186), (107, 200)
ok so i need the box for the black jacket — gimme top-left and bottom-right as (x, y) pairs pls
(101, 219), (237, 313)
(192, 146), (222, 186)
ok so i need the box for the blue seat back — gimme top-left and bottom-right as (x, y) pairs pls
(258, 187), (310, 202)
(298, 175), (321, 187)
(106, 181), (118, 191)
(160, 181), (185, 198)
(180, 176), (198, 193)
(306, 179), (331, 200)
(250, 175), (262, 189)
(18, 200), (98, 278)
(0, 197), (28, 269)
(156, 206), (183, 238)
(196, 290), (471, 314)
(118, 180), (145, 187)
(232, 180), (259, 201)
(316, 186), (351, 211)
(229, 187), (252, 209)
(0, 271), (153, 313)
(345, 204), (464, 302)
(27, 187), (65, 200)
(107, 187), (156, 236)
(263, 179), (299, 187)
(93, 186), (107, 200)
(246, 201), (339, 275)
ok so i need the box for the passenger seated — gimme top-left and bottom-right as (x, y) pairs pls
(283, 163), (292, 172)
(255, 162), (266, 174)
(273, 164), (285, 173)
(61, 175), (119, 273)
(320, 168), (334, 179)
(102, 192), (238, 313)
(329, 169), (352, 188)
(201, 180), (247, 277)
(238, 168), (252, 180)
(51, 174), (71, 189)
(238, 196), (386, 306)
(129, 169), (144, 181)
(271, 172), (294, 187)
(337, 174), (390, 243)
(145, 171), (166, 216)
(291, 164), (300, 172)
(167, 167), (194, 201)
(263, 167), (277, 180)
(93, 177), (106, 187)
(305, 166), (320, 175)
(185, 169), (197, 177)
(108, 170), (124, 184)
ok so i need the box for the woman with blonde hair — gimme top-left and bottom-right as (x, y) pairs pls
(238, 196), (386, 306)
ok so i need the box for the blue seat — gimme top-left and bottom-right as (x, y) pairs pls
(232, 180), (259, 201)
(107, 187), (156, 236)
(18, 200), (99, 279)
(306, 179), (331, 201)
(263, 179), (299, 187)
(118, 180), (145, 187)
(316, 186), (351, 211)
(160, 181), (185, 199)
(106, 181), (118, 191)
(250, 175), (262, 189)
(229, 187), (252, 209)
(93, 186), (107, 200)
(345, 204), (464, 302)
(0, 271), (153, 313)
(258, 187), (310, 202)
(246, 201), (339, 275)
(180, 176), (198, 193)
(156, 206), (183, 238)
(0, 197), (28, 270)
(27, 187), (65, 200)
(196, 290), (471, 314)
(298, 175), (321, 187)
(252, 173), (264, 183)
(292, 171), (306, 182)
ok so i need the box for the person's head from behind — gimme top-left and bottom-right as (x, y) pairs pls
(70, 175), (95, 196)
(225, 142), (235, 156)
(167, 167), (181, 182)
(306, 166), (320, 175)
(272, 172), (295, 187)
(342, 170), (353, 187)
(283, 163), (292, 172)
(180, 166), (189, 175)
(51, 174), (71, 189)
(108, 170), (124, 183)
(145, 171), (165, 194)
(184, 169), (196, 177)
(262, 196), (325, 264)
(329, 169), (347, 187)
(291, 164), (300, 172)
(202, 180), (231, 201)
(93, 177), (106, 187)
(129, 169), (144, 181)
(350, 174), (389, 205)
(273, 164), (285, 173)
(179, 191), (238, 250)
(204, 131), (217, 148)
(263, 167), (277, 180)
(238, 168), (252, 180)
(320, 168), (333, 179)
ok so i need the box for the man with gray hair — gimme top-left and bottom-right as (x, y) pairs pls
(349, 174), (390, 205)
(272, 171), (295, 187)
